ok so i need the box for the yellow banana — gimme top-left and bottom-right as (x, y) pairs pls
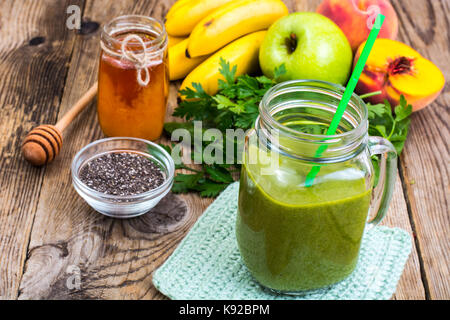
(186, 0), (288, 57)
(168, 35), (186, 48)
(169, 39), (210, 81)
(181, 31), (267, 96)
(165, 0), (193, 20)
(165, 0), (234, 36)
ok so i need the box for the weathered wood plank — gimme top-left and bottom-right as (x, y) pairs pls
(381, 176), (426, 300)
(0, 0), (84, 299)
(391, 0), (450, 300)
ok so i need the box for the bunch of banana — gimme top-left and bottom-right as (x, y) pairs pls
(168, 35), (185, 48)
(166, 0), (288, 94)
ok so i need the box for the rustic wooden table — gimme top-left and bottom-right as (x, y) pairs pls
(0, 0), (448, 300)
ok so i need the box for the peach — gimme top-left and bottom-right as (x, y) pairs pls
(317, 0), (398, 52)
(354, 38), (445, 112)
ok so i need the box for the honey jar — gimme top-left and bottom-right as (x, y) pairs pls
(98, 15), (169, 141)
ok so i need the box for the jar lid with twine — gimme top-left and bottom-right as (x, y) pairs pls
(100, 15), (168, 87)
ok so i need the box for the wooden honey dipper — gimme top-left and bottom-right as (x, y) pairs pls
(22, 83), (98, 166)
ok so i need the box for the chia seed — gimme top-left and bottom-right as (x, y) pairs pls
(79, 152), (165, 196)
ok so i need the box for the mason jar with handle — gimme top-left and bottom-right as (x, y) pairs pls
(236, 80), (397, 294)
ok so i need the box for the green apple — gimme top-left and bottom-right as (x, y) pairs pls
(259, 12), (353, 85)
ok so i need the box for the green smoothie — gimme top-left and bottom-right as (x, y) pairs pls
(236, 156), (372, 292)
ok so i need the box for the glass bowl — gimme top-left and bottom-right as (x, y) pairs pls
(71, 137), (174, 218)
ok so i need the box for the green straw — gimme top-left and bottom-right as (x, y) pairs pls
(305, 14), (385, 187)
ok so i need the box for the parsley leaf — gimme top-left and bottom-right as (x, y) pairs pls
(273, 64), (287, 80)
(172, 172), (203, 194)
(205, 165), (234, 183)
(367, 96), (412, 154)
(367, 95), (412, 186)
(196, 181), (229, 197)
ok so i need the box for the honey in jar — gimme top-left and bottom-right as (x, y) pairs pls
(98, 15), (169, 141)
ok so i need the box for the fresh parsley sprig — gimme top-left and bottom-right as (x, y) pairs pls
(367, 95), (413, 154)
(173, 58), (285, 130)
(163, 59), (286, 197)
(367, 96), (412, 186)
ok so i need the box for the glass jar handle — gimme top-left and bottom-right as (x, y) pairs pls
(367, 136), (398, 226)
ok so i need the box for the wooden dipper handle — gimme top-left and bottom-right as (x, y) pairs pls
(22, 83), (98, 166)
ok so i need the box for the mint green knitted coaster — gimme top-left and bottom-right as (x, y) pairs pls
(153, 182), (412, 300)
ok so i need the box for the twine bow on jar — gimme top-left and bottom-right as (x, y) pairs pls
(119, 34), (163, 87)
